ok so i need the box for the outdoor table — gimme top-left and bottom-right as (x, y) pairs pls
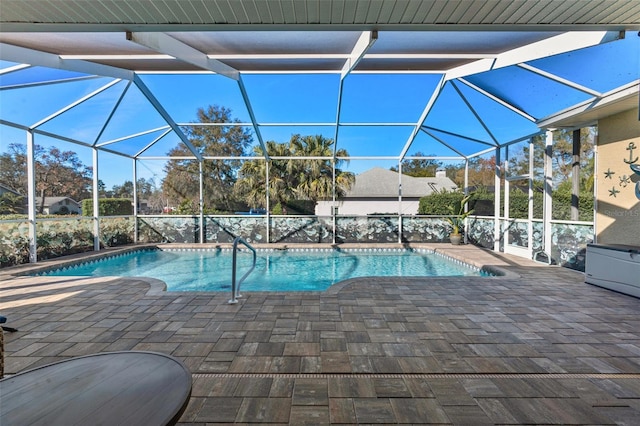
(0, 351), (192, 426)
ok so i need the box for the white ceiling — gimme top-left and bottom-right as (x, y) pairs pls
(1, 0), (639, 29)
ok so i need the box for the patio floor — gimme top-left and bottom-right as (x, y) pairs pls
(1, 244), (640, 425)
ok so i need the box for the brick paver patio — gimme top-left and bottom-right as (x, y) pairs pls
(1, 244), (639, 425)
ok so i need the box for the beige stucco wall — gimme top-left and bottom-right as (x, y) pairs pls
(595, 107), (640, 245)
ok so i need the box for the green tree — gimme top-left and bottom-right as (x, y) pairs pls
(508, 128), (595, 188)
(0, 143), (27, 193)
(162, 105), (253, 212)
(1, 143), (92, 213)
(34, 146), (92, 212)
(235, 134), (354, 210)
(111, 181), (134, 198)
(391, 152), (441, 177)
(450, 156), (497, 189)
(0, 192), (25, 214)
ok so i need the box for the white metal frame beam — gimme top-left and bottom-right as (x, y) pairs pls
(126, 32), (239, 80)
(399, 75), (447, 160)
(457, 77), (537, 122)
(133, 74), (202, 161)
(0, 42), (134, 80)
(516, 63), (602, 97)
(445, 31), (621, 80)
(450, 80), (500, 146)
(29, 79), (122, 129)
(420, 125), (495, 148)
(341, 31), (378, 78)
(127, 31), (270, 160)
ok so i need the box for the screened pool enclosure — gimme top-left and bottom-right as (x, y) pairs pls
(1, 2), (639, 270)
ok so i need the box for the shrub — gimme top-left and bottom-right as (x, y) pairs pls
(418, 191), (465, 215)
(82, 198), (133, 216)
(271, 202), (284, 215)
(419, 189), (593, 221)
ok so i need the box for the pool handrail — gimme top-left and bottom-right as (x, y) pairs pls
(229, 236), (257, 304)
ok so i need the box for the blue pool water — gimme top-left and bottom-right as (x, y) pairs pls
(38, 248), (488, 292)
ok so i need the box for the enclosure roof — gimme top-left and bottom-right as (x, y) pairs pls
(1, 0), (639, 162)
(538, 81), (640, 129)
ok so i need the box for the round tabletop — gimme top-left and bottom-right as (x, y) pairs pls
(0, 351), (192, 426)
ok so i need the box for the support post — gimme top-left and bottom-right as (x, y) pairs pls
(332, 159), (336, 245)
(464, 159), (469, 244)
(199, 161), (204, 244)
(571, 129), (581, 221)
(26, 130), (37, 263)
(398, 161), (403, 244)
(265, 159), (270, 243)
(503, 146), (510, 247)
(493, 147), (501, 252)
(528, 139), (535, 257)
(544, 130), (554, 258)
(132, 159), (138, 243)
(92, 147), (100, 251)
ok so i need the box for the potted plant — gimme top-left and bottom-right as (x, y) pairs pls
(446, 194), (473, 245)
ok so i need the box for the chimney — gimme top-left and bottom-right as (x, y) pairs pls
(435, 168), (446, 178)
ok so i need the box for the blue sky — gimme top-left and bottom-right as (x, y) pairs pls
(1, 32), (638, 190)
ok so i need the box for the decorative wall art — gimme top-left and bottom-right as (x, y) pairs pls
(606, 141), (640, 200)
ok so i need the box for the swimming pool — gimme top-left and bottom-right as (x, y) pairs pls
(37, 248), (490, 291)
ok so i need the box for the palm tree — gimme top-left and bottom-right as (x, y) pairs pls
(235, 135), (354, 211)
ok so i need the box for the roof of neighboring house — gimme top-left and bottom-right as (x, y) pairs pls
(35, 197), (80, 207)
(345, 168), (458, 199)
(0, 183), (22, 196)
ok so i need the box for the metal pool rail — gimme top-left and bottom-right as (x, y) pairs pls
(229, 237), (256, 304)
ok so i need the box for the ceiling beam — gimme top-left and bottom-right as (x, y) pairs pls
(516, 63), (602, 97)
(0, 63), (31, 75)
(30, 79), (122, 129)
(399, 75), (447, 160)
(126, 32), (268, 159)
(341, 30), (378, 78)
(237, 75), (270, 160)
(537, 81), (639, 128)
(457, 78), (537, 122)
(133, 74), (202, 161)
(0, 42), (133, 80)
(421, 125), (495, 148)
(446, 31), (622, 80)
(450, 80), (499, 146)
(126, 32), (239, 80)
(422, 129), (467, 158)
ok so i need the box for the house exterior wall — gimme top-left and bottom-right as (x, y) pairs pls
(315, 198), (420, 215)
(595, 107), (640, 245)
(47, 199), (81, 215)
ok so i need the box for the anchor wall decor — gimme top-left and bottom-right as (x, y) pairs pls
(605, 141), (640, 200)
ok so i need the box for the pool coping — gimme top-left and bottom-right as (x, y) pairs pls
(0, 242), (522, 295)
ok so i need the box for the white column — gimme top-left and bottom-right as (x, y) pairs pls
(92, 147), (100, 251)
(398, 161), (402, 244)
(503, 146), (510, 247)
(132, 159), (138, 243)
(493, 147), (501, 252)
(592, 132), (599, 243)
(544, 130), (554, 257)
(265, 159), (270, 244)
(464, 159), (469, 244)
(199, 161), (204, 244)
(332, 160), (336, 244)
(26, 130), (37, 263)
